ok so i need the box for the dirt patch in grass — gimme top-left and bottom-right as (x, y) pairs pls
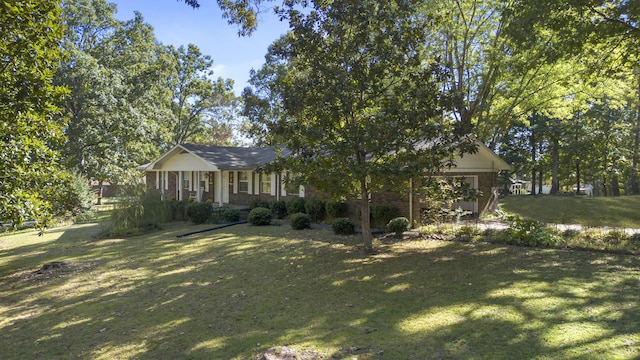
(9, 260), (100, 283)
(256, 346), (321, 360)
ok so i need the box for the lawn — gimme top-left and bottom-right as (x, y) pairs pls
(499, 195), (640, 228)
(1, 223), (638, 359)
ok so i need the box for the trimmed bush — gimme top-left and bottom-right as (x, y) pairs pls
(387, 217), (410, 236)
(326, 201), (348, 218)
(187, 202), (213, 224)
(270, 200), (287, 219)
(290, 212), (311, 230)
(250, 199), (270, 210)
(286, 198), (306, 215)
(305, 199), (326, 223)
(213, 205), (241, 223)
(332, 217), (356, 235)
(371, 204), (399, 228)
(169, 199), (189, 221)
(248, 207), (272, 226)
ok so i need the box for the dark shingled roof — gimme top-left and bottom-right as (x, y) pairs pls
(180, 144), (287, 170)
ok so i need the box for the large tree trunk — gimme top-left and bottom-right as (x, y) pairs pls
(538, 171), (543, 194)
(551, 136), (559, 194)
(360, 179), (373, 253)
(530, 126), (536, 196)
(611, 173), (620, 196)
(575, 159), (581, 195)
(97, 180), (103, 205)
(631, 69), (640, 194)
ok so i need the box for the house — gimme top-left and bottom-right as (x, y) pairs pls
(509, 179), (531, 195)
(139, 142), (511, 224)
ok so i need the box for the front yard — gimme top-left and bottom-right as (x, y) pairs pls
(499, 195), (640, 228)
(1, 223), (638, 359)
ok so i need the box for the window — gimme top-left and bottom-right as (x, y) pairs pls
(238, 171), (249, 193)
(261, 174), (271, 194)
(182, 171), (190, 190)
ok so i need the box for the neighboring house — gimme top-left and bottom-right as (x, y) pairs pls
(90, 180), (115, 198)
(509, 179), (530, 195)
(139, 142), (511, 224)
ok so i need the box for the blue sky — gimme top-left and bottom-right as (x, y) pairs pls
(111, 0), (290, 94)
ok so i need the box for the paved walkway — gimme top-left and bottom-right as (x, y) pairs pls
(461, 219), (640, 235)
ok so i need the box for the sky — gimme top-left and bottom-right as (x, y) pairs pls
(111, 0), (290, 95)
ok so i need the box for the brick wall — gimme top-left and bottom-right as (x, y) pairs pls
(145, 169), (498, 226)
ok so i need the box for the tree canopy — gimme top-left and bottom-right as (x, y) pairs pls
(0, 0), (74, 228)
(244, 0), (475, 251)
(55, 0), (239, 199)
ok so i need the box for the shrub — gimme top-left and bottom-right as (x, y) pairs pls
(562, 229), (582, 239)
(270, 200), (287, 219)
(326, 201), (348, 218)
(250, 199), (270, 210)
(286, 198), (306, 215)
(371, 204), (399, 228)
(505, 216), (560, 247)
(169, 199), (189, 221)
(603, 230), (630, 250)
(248, 207), (272, 226)
(186, 202), (213, 224)
(68, 171), (95, 210)
(290, 212), (311, 230)
(455, 225), (481, 242)
(100, 189), (171, 238)
(305, 199), (326, 223)
(213, 205), (241, 223)
(387, 217), (410, 236)
(631, 233), (640, 251)
(332, 217), (356, 235)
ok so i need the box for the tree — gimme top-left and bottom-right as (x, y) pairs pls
(164, 44), (238, 146)
(507, 0), (640, 194)
(0, 0), (75, 228)
(56, 0), (174, 203)
(181, 0), (271, 36)
(245, 0), (473, 252)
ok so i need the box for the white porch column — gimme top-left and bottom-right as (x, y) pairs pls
(218, 171), (224, 206)
(196, 171), (201, 202)
(270, 173), (276, 196)
(178, 171), (184, 201)
(222, 171), (230, 204)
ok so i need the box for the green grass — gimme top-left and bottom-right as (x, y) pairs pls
(499, 195), (640, 228)
(1, 223), (639, 359)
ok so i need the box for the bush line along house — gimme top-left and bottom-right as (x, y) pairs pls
(139, 143), (511, 224)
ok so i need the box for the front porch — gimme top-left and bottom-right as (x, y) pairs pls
(146, 169), (305, 207)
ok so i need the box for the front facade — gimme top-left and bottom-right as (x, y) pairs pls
(141, 144), (308, 206)
(140, 143), (511, 224)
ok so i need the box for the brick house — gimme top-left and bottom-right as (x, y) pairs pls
(140, 142), (510, 224)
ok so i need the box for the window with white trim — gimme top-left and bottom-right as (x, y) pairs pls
(182, 171), (190, 190)
(261, 174), (271, 194)
(238, 171), (249, 193)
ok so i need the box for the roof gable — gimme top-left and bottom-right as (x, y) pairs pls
(142, 144), (284, 171)
(449, 141), (511, 172)
(181, 144), (281, 170)
(141, 141), (510, 172)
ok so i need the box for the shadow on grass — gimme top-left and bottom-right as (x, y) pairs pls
(0, 223), (638, 359)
